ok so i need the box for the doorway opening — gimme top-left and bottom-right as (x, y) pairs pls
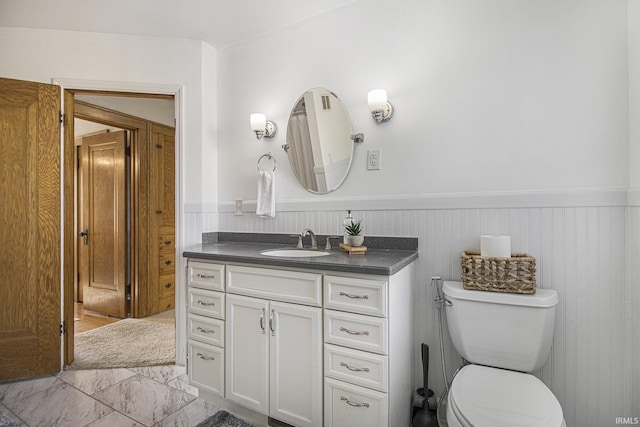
(67, 91), (177, 369)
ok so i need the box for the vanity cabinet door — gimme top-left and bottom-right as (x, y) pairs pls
(225, 294), (269, 415)
(269, 301), (323, 427)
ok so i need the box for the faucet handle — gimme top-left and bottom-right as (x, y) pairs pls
(289, 234), (303, 248)
(325, 236), (338, 250)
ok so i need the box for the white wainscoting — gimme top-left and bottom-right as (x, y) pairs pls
(628, 207), (640, 419)
(186, 199), (635, 427)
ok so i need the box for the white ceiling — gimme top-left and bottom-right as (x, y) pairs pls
(0, 0), (357, 48)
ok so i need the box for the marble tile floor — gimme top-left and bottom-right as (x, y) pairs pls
(0, 365), (224, 427)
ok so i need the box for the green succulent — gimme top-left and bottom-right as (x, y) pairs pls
(344, 220), (362, 236)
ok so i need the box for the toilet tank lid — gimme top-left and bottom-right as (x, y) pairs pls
(443, 281), (559, 308)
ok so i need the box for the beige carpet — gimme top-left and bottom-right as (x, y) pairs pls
(70, 311), (175, 370)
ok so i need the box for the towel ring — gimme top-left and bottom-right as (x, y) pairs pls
(257, 153), (276, 172)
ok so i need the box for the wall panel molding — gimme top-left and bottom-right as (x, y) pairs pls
(218, 188), (629, 213)
(628, 188), (640, 206)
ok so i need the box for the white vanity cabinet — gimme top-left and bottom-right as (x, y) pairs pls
(184, 255), (415, 427)
(187, 261), (226, 397)
(225, 266), (323, 427)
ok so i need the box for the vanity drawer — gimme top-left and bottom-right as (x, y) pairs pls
(189, 261), (225, 291)
(159, 273), (175, 299)
(324, 310), (388, 355)
(159, 252), (175, 275)
(324, 344), (388, 392)
(188, 314), (225, 347)
(188, 340), (224, 397)
(227, 265), (322, 307)
(188, 288), (225, 319)
(324, 377), (388, 427)
(324, 275), (388, 317)
(158, 234), (175, 252)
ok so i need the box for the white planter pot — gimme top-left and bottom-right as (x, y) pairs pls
(343, 235), (364, 247)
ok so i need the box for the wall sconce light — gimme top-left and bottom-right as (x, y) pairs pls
(367, 89), (394, 124)
(250, 113), (277, 140)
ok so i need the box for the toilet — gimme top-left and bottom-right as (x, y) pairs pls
(442, 281), (566, 427)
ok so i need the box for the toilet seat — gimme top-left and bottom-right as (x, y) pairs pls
(449, 364), (563, 427)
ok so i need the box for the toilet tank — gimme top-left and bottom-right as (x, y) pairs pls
(443, 281), (559, 372)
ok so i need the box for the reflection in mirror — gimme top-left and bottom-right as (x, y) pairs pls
(285, 88), (354, 194)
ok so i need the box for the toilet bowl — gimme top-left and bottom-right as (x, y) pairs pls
(445, 365), (565, 427)
(442, 281), (565, 427)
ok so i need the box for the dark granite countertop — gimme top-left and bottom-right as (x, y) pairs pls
(183, 233), (419, 276)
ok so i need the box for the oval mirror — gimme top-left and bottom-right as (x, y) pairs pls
(285, 88), (354, 194)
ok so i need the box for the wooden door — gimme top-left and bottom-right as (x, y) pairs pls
(0, 77), (61, 381)
(78, 131), (127, 318)
(269, 301), (323, 427)
(225, 294), (269, 415)
(148, 123), (175, 315)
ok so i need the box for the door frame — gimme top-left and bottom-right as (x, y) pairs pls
(55, 78), (185, 367)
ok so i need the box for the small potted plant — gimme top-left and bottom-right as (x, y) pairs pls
(343, 219), (364, 247)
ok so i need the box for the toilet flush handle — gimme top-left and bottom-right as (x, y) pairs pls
(431, 276), (452, 307)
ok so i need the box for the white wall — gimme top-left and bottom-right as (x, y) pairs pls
(630, 1), (640, 190)
(0, 26), (214, 213)
(626, 2), (639, 417)
(213, 1), (636, 426)
(217, 0), (629, 204)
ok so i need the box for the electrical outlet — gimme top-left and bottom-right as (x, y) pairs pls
(367, 149), (381, 170)
(234, 199), (243, 216)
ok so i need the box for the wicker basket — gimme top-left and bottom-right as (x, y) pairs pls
(461, 250), (536, 294)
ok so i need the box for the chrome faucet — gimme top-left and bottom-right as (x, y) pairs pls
(300, 229), (318, 249)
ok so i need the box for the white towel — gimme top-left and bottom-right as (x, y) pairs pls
(256, 170), (275, 217)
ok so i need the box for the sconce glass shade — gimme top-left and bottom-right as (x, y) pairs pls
(250, 113), (267, 131)
(367, 90), (388, 112)
(250, 113), (276, 139)
(367, 89), (394, 124)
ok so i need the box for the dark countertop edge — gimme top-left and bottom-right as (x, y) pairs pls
(183, 240), (419, 276)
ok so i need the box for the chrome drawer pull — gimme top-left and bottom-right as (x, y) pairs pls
(340, 362), (370, 372)
(269, 309), (275, 336)
(340, 396), (369, 408)
(260, 308), (266, 334)
(340, 326), (369, 336)
(197, 326), (215, 334)
(197, 273), (216, 279)
(197, 353), (215, 361)
(339, 291), (369, 300)
(196, 300), (215, 306)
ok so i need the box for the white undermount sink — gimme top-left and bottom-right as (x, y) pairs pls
(261, 249), (331, 258)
